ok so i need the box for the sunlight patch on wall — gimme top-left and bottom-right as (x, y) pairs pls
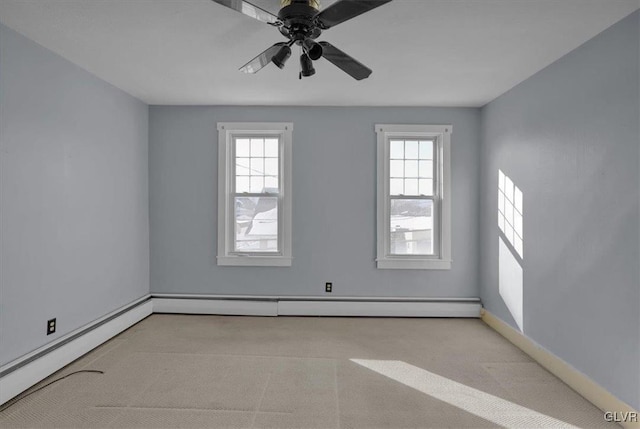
(498, 169), (524, 332)
(498, 169), (523, 257)
(351, 359), (580, 429)
(499, 236), (524, 332)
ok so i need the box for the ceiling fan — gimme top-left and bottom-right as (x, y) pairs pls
(211, 0), (392, 80)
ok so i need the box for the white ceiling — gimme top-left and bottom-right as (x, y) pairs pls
(0, 0), (638, 106)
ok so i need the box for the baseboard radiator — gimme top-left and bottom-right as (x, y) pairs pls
(0, 296), (153, 406)
(151, 294), (482, 318)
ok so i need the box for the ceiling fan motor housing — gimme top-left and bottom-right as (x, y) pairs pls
(278, 0), (322, 42)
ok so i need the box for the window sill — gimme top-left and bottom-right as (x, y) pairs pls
(217, 256), (292, 267)
(376, 258), (452, 270)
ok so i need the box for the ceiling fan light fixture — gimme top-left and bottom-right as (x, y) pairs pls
(302, 38), (323, 61)
(272, 45), (292, 69)
(300, 53), (316, 77)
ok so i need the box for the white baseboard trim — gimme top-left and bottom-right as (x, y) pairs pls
(481, 309), (640, 429)
(152, 295), (481, 318)
(0, 296), (152, 406)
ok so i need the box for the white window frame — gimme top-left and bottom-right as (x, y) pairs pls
(217, 122), (293, 267)
(375, 124), (452, 270)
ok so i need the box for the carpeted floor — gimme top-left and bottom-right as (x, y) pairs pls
(0, 315), (617, 428)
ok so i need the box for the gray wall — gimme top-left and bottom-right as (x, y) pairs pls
(479, 11), (640, 409)
(149, 106), (480, 298)
(0, 24), (149, 366)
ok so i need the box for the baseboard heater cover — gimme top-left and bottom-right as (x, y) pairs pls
(151, 295), (482, 318)
(0, 296), (152, 406)
(153, 297), (278, 316)
(278, 300), (480, 317)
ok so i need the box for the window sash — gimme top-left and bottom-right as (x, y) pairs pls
(231, 193), (282, 255)
(387, 195), (439, 257)
(389, 138), (436, 197)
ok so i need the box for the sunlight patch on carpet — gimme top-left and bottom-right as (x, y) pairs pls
(351, 359), (579, 429)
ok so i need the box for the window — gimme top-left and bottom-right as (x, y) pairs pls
(217, 123), (293, 266)
(376, 125), (452, 270)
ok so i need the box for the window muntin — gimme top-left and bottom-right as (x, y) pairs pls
(217, 123), (292, 267)
(376, 125), (451, 270)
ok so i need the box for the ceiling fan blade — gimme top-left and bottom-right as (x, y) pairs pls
(211, 0), (281, 26)
(239, 43), (286, 74)
(319, 42), (372, 81)
(314, 0), (392, 29)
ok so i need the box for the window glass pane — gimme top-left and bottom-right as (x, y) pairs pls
(236, 158), (250, 176)
(390, 199), (433, 255)
(419, 141), (433, 160)
(236, 176), (250, 193)
(264, 176), (278, 190)
(390, 179), (404, 195)
(250, 138), (264, 157)
(390, 160), (404, 178)
(404, 160), (418, 178)
(236, 139), (250, 157)
(418, 160), (433, 179)
(264, 138), (279, 157)
(250, 158), (264, 176)
(419, 179), (433, 196)
(404, 179), (419, 195)
(250, 177), (264, 193)
(234, 197), (278, 252)
(405, 141), (419, 159)
(264, 158), (278, 176)
(390, 140), (404, 159)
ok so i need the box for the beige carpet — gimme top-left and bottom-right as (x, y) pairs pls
(0, 315), (616, 428)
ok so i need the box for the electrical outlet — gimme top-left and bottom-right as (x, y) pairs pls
(47, 318), (56, 335)
(325, 282), (332, 293)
